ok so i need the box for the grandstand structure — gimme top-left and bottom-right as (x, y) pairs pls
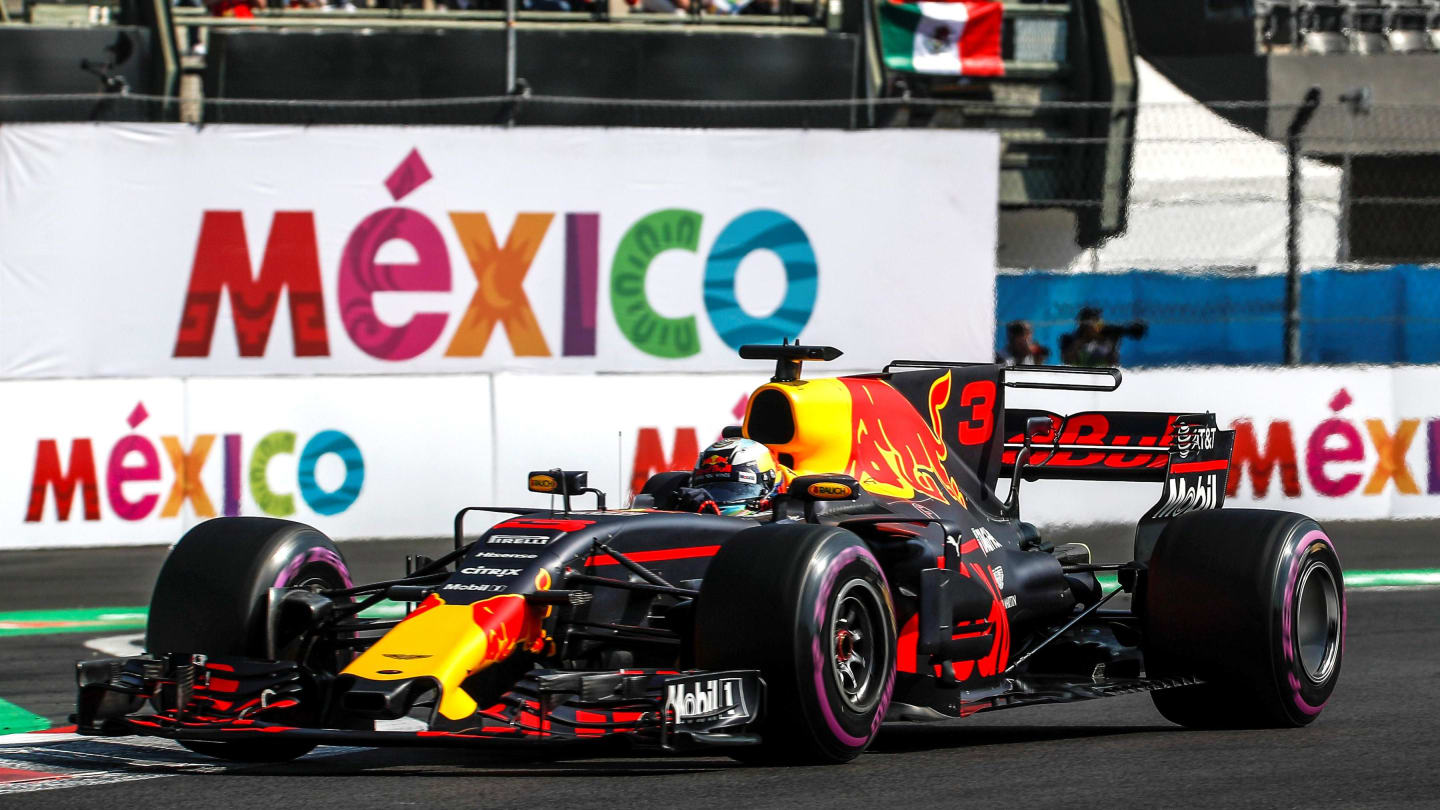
(0, 0), (1138, 253)
(1255, 1), (1440, 55)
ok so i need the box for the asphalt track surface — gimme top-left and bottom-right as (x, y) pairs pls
(1, 521), (1437, 808)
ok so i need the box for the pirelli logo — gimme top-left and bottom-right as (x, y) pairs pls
(488, 535), (551, 546)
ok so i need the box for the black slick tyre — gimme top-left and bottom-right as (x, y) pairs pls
(1142, 509), (1345, 729)
(146, 517), (355, 762)
(694, 523), (896, 764)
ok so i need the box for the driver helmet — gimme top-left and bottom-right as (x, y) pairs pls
(691, 438), (781, 516)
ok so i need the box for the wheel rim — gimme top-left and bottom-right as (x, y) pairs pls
(291, 575), (333, 592)
(1295, 560), (1341, 683)
(829, 579), (883, 713)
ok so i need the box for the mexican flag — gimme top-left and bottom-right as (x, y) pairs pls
(878, 1), (1005, 77)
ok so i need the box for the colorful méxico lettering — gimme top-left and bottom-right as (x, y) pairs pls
(173, 149), (820, 363)
(1229, 388), (1437, 499)
(26, 402), (364, 523)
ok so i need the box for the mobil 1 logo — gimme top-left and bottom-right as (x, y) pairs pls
(663, 672), (760, 729)
(1150, 473), (1220, 519)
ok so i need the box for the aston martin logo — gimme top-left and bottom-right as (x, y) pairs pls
(382, 653), (433, 660)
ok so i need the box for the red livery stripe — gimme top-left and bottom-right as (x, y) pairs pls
(585, 546), (721, 566)
(208, 678), (240, 693)
(495, 518), (595, 532)
(574, 710), (607, 737)
(1169, 459), (1229, 474)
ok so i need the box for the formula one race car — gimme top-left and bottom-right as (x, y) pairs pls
(74, 345), (1346, 764)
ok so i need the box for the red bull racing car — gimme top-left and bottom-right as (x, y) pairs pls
(74, 345), (1346, 764)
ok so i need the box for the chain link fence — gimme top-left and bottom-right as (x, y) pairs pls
(993, 94), (1440, 366)
(1000, 98), (1440, 273)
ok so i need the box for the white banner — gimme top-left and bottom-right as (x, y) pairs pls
(0, 124), (999, 379)
(491, 373), (760, 509)
(473, 366), (1440, 528)
(11, 366), (1431, 549)
(1, 376), (496, 548)
(501, 366), (1440, 526)
(1007, 366), (1436, 526)
(492, 367), (1440, 528)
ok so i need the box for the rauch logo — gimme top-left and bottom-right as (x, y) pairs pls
(173, 149), (820, 362)
(25, 402), (364, 523)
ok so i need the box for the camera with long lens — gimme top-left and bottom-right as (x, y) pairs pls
(1098, 320), (1148, 341)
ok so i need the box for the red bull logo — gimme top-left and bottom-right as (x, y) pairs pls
(697, 454), (732, 475)
(840, 375), (965, 506)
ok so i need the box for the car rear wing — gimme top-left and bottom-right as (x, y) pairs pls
(1000, 409), (1234, 485)
(1000, 408), (1236, 562)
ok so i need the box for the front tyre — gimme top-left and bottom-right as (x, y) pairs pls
(694, 524), (896, 764)
(147, 517), (355, 762)
(1143, 509), (1345, 728)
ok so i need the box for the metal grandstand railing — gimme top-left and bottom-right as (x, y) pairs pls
(1256, 0), (1440, 53)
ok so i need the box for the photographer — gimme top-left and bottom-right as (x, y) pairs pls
(997, 320), (1049, 366)
(1059, 307), (1147, 367)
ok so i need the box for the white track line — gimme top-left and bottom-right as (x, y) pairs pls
(82, 633), (145, 658)
(0, 716), (424, 795)
(0, 734), (374, 795)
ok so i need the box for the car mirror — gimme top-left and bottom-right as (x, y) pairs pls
(1024, 416), (1052, 448)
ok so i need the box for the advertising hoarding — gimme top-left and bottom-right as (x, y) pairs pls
(0, 124), (999, 379)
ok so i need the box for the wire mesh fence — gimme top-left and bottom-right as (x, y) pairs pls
(987, 98), (1440, 273)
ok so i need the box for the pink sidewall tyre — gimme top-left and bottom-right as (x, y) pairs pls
(695, 523), (896, 764)
(1143, 509), (1345, 729)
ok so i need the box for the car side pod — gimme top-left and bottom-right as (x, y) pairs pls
(916, 568), (995, 683)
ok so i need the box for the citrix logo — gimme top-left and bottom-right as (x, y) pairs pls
(460, 566), (523, 577)
(173, 149), (819, 363)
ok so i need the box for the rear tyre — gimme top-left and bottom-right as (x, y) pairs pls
(147, 517), (355, 762)
(695, 523), (896, 764)
(1143, 509), (1344, 729)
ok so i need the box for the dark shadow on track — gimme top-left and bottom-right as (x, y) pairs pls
(153, 722), (1182, 778)
(14, 722), (1181, 782)
(179, 743), (746, 778)
(868, 721), (1181, 755)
